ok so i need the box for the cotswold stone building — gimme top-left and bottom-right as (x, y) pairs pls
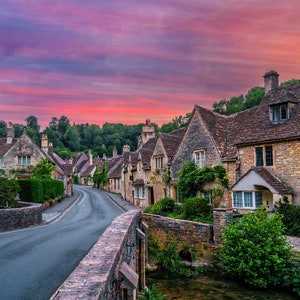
(0, 126), (72, 196)
(107, 71), (300, 211)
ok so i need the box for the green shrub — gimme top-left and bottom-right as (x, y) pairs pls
(283, 261), (300, 296)
(0, 176), (20, 208)
(19, 178), (64, 203)
(277, 198), (300, 237)
(183, 197), (213, 223)
(219, 208), (292, 288)
(144, 197), (176, 216)
(139, 284), (167, 300)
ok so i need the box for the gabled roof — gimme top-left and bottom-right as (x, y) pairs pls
(231, 82), (300, 146)
(0, 138), (18, 157)
(232, 166), (293, 195)
(139, 137), (155, 169)
(159, 127), (186, 158)
(108, 156), (123, 179)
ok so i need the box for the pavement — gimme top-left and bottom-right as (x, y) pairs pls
(42, 187), (138, 224)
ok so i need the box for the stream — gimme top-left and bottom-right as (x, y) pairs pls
(146, 271), (299, 300)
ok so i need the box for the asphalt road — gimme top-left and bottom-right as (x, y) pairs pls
(0, 185), (123, 300)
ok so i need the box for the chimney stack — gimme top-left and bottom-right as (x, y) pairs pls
(41, 134), (49, 153)
(6, 122), (14, 144)
(123, 144), (130, 153)
(263, 70), (279, 94)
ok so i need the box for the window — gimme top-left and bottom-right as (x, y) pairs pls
(233, 191), (263, 209)
(194, 150), (205, 168)
(134, 186), (145, 199)
(255, 146), (273, 166)
(203, 191), (212, 205)
(271, 103), (288, 122)
(17, 156), (31, 166)
(155, 156), (164, 169)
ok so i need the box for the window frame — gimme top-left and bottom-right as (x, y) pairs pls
(155, 156), (164, 169)
(194, 150), (205, 169)
(17, 155), (31, 166)
(270, 103), (288, 123)
(232, 191), (263, 209)
(255, 145), (273, 167)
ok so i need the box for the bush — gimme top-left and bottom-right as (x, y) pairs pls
(19, 178), (64, 203)
(219, 208), (292, 288)
(0, 177), (20, 208)
(283, 261), (300, 296)
(276, 198), (300, 237)
(139, 284), (167, 300)
(183, 197), (213, 223)
(144, 197), (176, 216)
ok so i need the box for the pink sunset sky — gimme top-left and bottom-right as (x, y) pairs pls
(1, 0), (300, 128)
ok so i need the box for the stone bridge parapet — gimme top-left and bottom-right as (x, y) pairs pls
(51, 209), (145, 300)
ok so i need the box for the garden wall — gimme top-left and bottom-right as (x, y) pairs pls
(142, 213), (215, 264)
(0, 202), (42, 232)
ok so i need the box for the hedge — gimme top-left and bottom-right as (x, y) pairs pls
(18, 178), (64, 203)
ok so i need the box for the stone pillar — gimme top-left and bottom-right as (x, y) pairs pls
(213, 208), (233, 245)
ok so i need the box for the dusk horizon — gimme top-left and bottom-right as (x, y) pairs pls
(1, 1), (300, 128)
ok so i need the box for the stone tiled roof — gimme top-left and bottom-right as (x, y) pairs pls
(231, 83), (300, 146)
(192, 82), (300, 161)
(139, 137), (156, 169)
(0, 138), (18, 157)
(160, 127), (186, 158)
(108, 156), (123, 179)
(235, 166), (293, 195)
(81, 164), (95, 177)
(133, 179), (144, 186)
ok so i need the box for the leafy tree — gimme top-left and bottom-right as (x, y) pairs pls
(219, 208), (292, 288)
(32, 158), (55, 179)
(160, 113), (191, 133)
(93, 165), (101, 188)
(100, 161), (109, 189)
(212, 87), (264, 115)
(57, 115), (70, 136)
(280, 78), (300, 87)
(0, 120), (6, 138)
(0, 170), (20, 208)
(13, 123), (25, 138)
(25, 115), (40, 144)
(63, 125), (80, 152)
(244, 87), (264, 109)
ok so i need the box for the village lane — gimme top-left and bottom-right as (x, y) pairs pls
(0, 185), (123, 300)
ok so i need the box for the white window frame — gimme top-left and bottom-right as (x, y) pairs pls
(194, 150), (205, 168)
(232, 191), (263, 209)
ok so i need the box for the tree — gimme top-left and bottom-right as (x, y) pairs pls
(219, 208), (292, 288)
(25, 115), (40, 144)
(0, 120), (6, 138)
(100, 161), (109, 189)
(0, 169), (20, 208)
(32, 158), (55, 179)
(93, 165), (101, 188)
(280, 78), (300, 87)
(160, 113), (191, 133)
(244, 87), (264, 109)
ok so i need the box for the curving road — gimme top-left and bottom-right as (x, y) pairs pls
(0, 185), (123, 300)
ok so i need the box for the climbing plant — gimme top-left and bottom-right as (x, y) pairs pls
(177, 163), (228, 202)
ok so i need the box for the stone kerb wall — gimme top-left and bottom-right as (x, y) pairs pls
(52, 209), (143, 300)
(143, 213), (214, 264)
(0, 202), (42, 232)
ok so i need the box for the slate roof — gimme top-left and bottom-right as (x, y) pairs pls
(159, 127), (186, 158)
(107, 156), (123, 179)
(192, 82), (300, 161)
(233, 166), (293, 195)
(139, 137), (156, 169)
(0, 138), (18, 157)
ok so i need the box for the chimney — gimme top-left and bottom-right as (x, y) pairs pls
(113, 147), (118, 158)
(263, 70), (279, 94)
(88, 149), (93, 165)
(41, 134), (49, 153)
(6, 122), (14, 144)
(138, 119), (155, 147)
(123, 144), (130, 153)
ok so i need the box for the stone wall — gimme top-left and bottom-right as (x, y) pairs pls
(142, 213), (215, 264)
(52, 209), (144, 300)
(0, 202), (42, 232)
(237, 140), (300, 205)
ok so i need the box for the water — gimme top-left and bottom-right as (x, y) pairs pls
(146, 271), (299, 300)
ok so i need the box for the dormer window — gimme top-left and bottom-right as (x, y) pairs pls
(270, 103), (288, 123)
